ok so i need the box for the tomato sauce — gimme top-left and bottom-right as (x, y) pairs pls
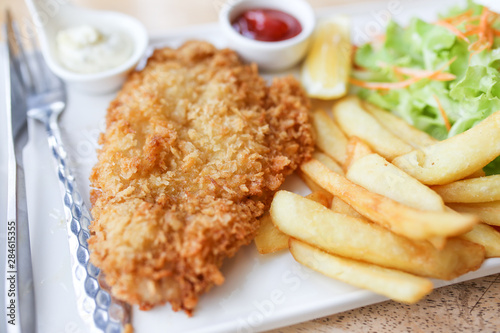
(231, 9), (302, 42)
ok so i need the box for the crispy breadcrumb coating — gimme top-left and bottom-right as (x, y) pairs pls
(89, 41), (313, 314)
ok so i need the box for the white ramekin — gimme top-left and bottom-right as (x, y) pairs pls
(25, 0), (148, 94)
(219, 0), (316, 71)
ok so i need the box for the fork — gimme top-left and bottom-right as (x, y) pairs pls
(8, 14), (131, 333)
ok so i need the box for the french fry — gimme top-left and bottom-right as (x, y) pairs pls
(255, 190), (332, 254)
(361, 101), (486, 179)
(331, 197), (367, 221)
(332, 96), (413, 160)
(330, 190), (443, 249)
(346, 153), (448, 248)
(347, 154), (445, 212)
(432, 175), (500, 203)
(289, 238), (433, 303)
(362, 101), (438, 148)
(300, 159), (478, 240)
(447, 201), (500, 226)
(392, 111), (500, 185)
(312, 151), (344, 175)
(343, 137), (373, 171)
(298, 151), (344, 192)
(298, 173), (326, 193)
(270, 190), (485, 280)
(306, 189), (334, 208)
(254, 214), (290, 255)
(465, 170), (486, 179)
(461, 224), (500, 258)
(311, 109), (348, 164)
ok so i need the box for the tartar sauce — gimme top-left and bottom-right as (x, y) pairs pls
(56, 25), (133, 74)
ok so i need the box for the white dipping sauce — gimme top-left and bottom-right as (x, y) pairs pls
(56, 25), (133, 74)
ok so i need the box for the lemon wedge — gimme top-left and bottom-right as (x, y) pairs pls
(301, 16), (352, 100)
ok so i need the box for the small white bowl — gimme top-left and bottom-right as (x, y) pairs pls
(219, 0), (316, 71)
(26, 1), (148, 94)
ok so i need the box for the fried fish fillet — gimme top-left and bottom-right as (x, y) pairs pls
(88, 41), (314, 314)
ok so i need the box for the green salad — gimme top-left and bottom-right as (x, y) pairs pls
(352, 1), (500, 174)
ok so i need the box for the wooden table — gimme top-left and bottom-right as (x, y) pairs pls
(2, 0), (499, 332)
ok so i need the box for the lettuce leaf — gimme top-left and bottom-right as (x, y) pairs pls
(353, 2), (500, 174)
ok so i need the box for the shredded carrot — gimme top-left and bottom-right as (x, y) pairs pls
(433, 95), (451, 131)
(352, 57), (457, 90)
(349, 72), (453, 90)
(440, 9), (474, 25)
(480, 7), (494, 47)
(393, 66), (456, 81)
(469, 8), (494, 52)
(464, 27), (481, 36)
(461, 15), (481, 24)
(430, 56), (458, 79)
(446, 14), (481, 28)
(377, 60), (457, 81)
(462, 15), (482, 26)
(460, 7), (500, 59)
(349, 77), (421, 90)
(354, 7), (500, 90)
(436, 20), (470, 43)
(434, 7), (500, 57)
(376, 61), (406, 80)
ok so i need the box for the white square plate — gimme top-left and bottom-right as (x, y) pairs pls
(1, 0), (499, 332)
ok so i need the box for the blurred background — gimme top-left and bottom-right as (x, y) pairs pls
(0, 0), (356, 34)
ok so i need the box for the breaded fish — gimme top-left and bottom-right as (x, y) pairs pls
(88, 41), (314, 314)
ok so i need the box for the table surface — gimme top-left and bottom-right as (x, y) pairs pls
(1, 0), (499, 332)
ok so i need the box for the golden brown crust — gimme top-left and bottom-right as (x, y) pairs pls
(88, 41), (314, 314)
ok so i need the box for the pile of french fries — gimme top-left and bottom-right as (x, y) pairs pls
(255, 95), (500, 303)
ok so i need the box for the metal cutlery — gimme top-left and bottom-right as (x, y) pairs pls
(4, 13), (23, 333)
(3, 10), (37, 333)
(5, 10), (131, 333)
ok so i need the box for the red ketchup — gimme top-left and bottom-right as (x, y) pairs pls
(231, 9), (302, 42)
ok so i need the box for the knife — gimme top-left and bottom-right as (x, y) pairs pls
(3, 15), (37, 333)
